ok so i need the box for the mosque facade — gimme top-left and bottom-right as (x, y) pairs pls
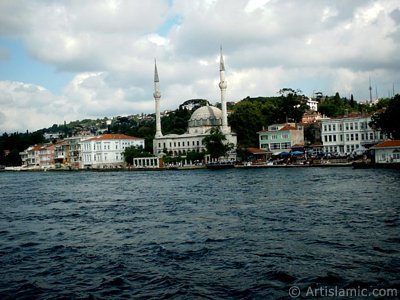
(152, 48), (237, 160)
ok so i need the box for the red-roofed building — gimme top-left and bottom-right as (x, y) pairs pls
(257, 123), (304, 153)
(371, 140), (400, 163)
(80, 134), (145, 168)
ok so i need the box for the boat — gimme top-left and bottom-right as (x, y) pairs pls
(206, 162), (235, 170)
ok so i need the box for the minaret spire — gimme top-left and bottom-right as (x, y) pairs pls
(219, 46), (228, 133)
(154, 59), (162, 138)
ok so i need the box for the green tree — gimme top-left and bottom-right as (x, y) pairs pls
(186, 150), (206, 162)
(122, 146), (153, 164)
(229, 101), (263, 147)
(203, 128), (233, 160)
(369, 94), (400, 139)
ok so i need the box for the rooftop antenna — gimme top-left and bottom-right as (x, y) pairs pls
(369, 76), (373, 103)
(393, 83), (396, 98)
(375, 86), (378, 100)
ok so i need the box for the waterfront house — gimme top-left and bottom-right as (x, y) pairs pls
(258, 123), (304, 154)
(54, 137), (85, 169)
(20, 144), (41, 168)
(371, 140), (400, 164)
(38, 144), (55, 168)
(80, 133), (145, 169)
(321, 113), (385, 155)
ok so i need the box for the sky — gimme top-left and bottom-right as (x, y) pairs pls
(1, 0), (400, 133)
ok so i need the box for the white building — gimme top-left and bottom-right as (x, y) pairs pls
(371, 140), (400, 163)
(20, 144), (41, 167)
(321, 113), (385, 155)
(80, 133), (145, 168)
(307, 98), (318, 111)
(152, 48), (237, 161)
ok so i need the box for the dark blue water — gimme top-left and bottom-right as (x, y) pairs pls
(0, 168), (399, 299)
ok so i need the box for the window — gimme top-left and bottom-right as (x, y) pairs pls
(324, 125), (327, 132)
(328, 135), (332, 142)
(271, 134), (278, 140)
(346, 123), (349, 130)
(370, 133), (374, 140)
(281, 142), (291, 149)
(355, 133), (358, 141)
(261, 135), (268, 140)
(351, 134), (354, 141)
(324, 136), (328, 142)
(346, 134), (349, 141)
(333, 135), (337, 142)
(197, 141), (200, 146)
(332, 124), (336, 131)
(282, 134), (289, 139)
(270, 143), (280, 150)
(361, 134), (364, 141)
(339, 124), (343, 131)
(355, 123), (358, 130)
(328, 124), (331, 131)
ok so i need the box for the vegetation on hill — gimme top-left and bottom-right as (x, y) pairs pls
(369, 94), (400, 139)
(229, 88), (309, 147)
(1, 93), (398, 166)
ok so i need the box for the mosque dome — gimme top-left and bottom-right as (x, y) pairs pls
(190, 105), (222, 122)
(188, 105), (222, 129)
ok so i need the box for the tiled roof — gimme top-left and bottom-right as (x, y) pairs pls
(86, 134), (143, 141)
(372, 140), (400, 148)
(331, 113), (372, 119)
(279, 124), (297, 131)
(246, 147), (269, 154)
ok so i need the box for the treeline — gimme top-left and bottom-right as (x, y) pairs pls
(0, 131), (45, 166)
(1, 91), (398, 166)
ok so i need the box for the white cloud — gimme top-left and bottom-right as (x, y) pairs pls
(1, 0), (400, 132)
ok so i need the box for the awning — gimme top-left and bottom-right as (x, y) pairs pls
(291, 151), (304, 155)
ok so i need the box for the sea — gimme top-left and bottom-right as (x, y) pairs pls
(0, 168), (399, 299)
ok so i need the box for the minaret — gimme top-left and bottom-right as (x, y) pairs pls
(219, 46), (228, 133)
(154, 59), (162, 138)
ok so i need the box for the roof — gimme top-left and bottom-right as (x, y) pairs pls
(189, 105), (222, 122)
(246, 147), (269, 155)
(330, 112), (372, 120)
(371, 140), (400, 149)
(86, 134), (144, 142)
(257, 123), (299, 133)
(280, 124), (298, 131)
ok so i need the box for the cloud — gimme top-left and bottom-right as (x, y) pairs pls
(0, 0), (400, 132)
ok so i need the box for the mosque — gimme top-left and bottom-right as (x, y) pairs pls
(152, 48), (237, 160)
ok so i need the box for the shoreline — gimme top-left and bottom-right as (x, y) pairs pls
(3, 162), (400, 172)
